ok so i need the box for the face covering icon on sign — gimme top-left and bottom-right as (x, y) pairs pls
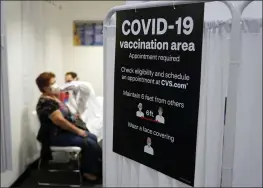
(144, 137), (154, 155)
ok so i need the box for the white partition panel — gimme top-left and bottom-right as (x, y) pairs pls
(0, 1), (12, 173)
(232, 2), (262, 186)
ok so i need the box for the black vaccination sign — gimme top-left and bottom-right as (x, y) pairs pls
(113, 3), (204, 186)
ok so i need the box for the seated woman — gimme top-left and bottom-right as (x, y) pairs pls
(35, 72), (102, 182)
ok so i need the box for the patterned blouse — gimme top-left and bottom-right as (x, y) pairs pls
(36, 97), (76, 136)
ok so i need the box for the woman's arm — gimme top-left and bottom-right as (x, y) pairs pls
(49, 110), (87, 137)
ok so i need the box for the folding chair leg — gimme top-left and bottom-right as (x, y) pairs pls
(77, 153), (82, 184)
(37, 150), (82, 187)
(38, 158), (42, 170)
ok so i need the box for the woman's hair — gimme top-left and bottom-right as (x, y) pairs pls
(36, 72), (55, 93)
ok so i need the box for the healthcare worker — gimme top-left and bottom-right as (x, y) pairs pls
(63, 72), (80, 114)
(60, 81), (103, 142)
(65, 72), (79, 83)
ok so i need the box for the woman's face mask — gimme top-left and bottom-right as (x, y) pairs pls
(50, 83), (60, 95)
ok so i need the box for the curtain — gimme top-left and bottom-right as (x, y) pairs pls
(20, 1), (43, 168)
(1, 1), (64, 185)
(19, 1), (65, 166)
(194, 20), (231, 187)
(232, 18), (262, 187)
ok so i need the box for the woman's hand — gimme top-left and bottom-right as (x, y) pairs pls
(50, 110), (87, 136)
(77, 129), (88, 137)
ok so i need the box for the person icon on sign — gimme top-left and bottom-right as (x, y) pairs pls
(144, 137), (154, 155)
(155, 107), (165, 124)
(136, 103), (144, 118)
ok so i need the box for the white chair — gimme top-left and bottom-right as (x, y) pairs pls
(38, 146), (82, 187)
(50, 146), (81, 155)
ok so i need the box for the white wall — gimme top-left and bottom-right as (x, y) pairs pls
(0, 1), (64, 187)
(61, 1), (124, 96)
